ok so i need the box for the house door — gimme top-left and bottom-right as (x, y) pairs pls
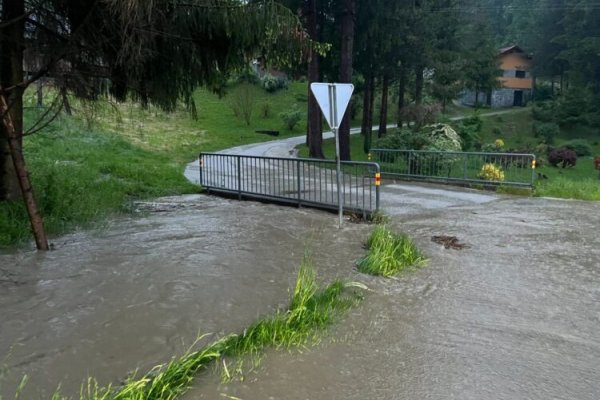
(513, 90), (523, 106)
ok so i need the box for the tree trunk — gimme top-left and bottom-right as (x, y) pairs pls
(415, 64), (424, 105)
(37, 79), (44, 108)
(378, 74), (389, 138)
(0, 94), (49, 250)
(474, 87), (480, 107)
(559, 72), (564, 94)
(361, 73), (374, 154)
(0, 0), (25, 201)
(306, 0), (324, 158)
(338, 0), (355, 161)
(397, 66), (406, 128)
(62, 85), (72, 115)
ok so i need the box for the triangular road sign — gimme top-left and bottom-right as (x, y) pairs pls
(310, 83), (354, 130)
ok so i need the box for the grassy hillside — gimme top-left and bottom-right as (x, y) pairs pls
(0, 81), (313, 247)
(79, 82), (312, 163)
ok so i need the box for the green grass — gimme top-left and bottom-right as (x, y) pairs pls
(535, 176), (600, 200)
(40, 254), (363, 400)
(357, 225), (427, 278)
(86, 82), (312, 163)
(0, 116), (198, 247)
(0, 82), (318, 247)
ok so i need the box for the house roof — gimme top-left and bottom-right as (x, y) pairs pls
(498, 45), (524, 55)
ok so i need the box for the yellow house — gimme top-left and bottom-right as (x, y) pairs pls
(496, 45), (533, 106)
(460, 45), (533, 108)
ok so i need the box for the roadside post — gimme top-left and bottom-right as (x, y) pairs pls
(310, 82), (354, 228)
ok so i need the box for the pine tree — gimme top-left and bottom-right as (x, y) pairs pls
(0, 0), (307, 250)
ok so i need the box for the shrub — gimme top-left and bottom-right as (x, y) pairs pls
(456, 112), (482, 150)
(534, 122), (560, 144)
(481, 139), (504, 153)
(555, 89), (592, 126)
(563, 139), (592, 156)
(230, 83), (255, 126)
(548, 148), (577, 168)
(261, 73), (288, 93)
(421, 123), (462, 151)
(478, 163), (505, 181)
(399, 103), (441, 129)
(532, 101), (555, 122)
(279, 105), (303, 130)
(373, 129), (415, 150)
(235, 69), (260, 85)
(534, 143), (551, 158)
(373, 125), (461, 170)
(492, 127), (503, 137)
(260, 102), (271, 118)
(532, 84), (555, 101)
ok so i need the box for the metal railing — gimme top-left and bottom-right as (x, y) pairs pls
(370, 149), (536, 187)
(199, 153), (381, 216)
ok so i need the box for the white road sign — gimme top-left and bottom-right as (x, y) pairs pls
(309, 82), (354, 228)
(310, 83), (354, 130)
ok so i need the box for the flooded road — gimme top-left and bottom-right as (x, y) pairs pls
(188, 197), (600, 400)
(0, 196), (369, 399)
(2, 192), (599, 400)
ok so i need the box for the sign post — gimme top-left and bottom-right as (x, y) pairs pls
(310, 83), (354, 227)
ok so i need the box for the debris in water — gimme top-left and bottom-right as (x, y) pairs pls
(431, 235), (469, 250)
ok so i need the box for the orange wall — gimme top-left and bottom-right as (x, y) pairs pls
(499, 77), (533, 89)
(499, 52), (531, 71)
(498, 51), (533, 89)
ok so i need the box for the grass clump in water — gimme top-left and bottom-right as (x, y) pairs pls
(44, 254), (362, 400)
(358, 225), (427, 277)
(367, 211), (390, 225)
(225, 256), (360, 357)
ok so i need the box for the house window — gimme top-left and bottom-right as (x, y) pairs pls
(515, 70), (526, 78)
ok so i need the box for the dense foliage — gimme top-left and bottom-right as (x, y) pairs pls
(549, 148), (578, 168)
(374, 124), (461, 153)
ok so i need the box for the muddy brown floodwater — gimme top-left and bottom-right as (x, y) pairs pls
(188, 197), (600, 400)
(1, 193), (599, 400)
(0, 195), (370, 399)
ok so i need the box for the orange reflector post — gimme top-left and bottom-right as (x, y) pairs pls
(375, 172), (381, 186)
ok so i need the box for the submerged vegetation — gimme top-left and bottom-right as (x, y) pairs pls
(39, 254), (363, 400)
(358, 225), (427, 278)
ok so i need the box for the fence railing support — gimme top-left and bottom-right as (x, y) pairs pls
(370, 149), (536, 188)
(199, 153), (380, 216)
